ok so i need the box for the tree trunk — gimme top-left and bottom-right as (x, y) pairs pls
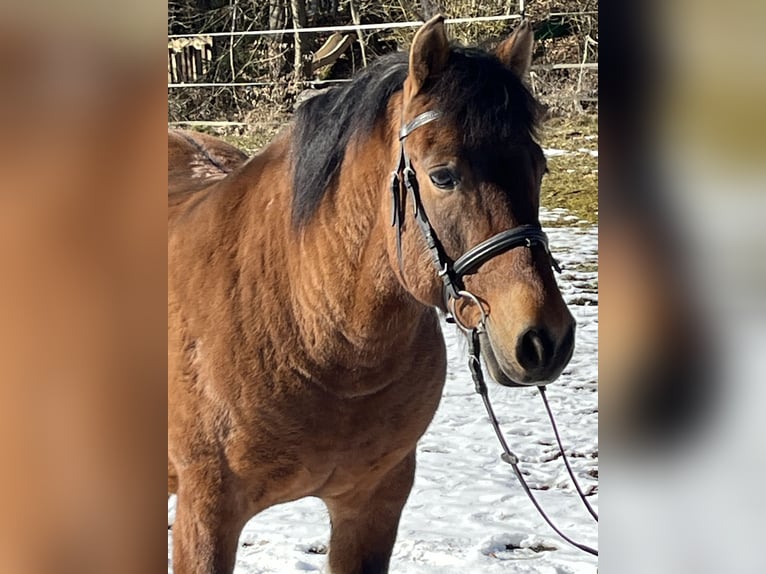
(349, 0), (367, 68)
(290, 0), (310, 84)
(267, 0), (288, 80)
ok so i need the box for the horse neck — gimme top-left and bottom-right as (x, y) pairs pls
(288, 97), (431, 359)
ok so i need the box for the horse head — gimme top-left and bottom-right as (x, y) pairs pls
(389, 16), (576, 386)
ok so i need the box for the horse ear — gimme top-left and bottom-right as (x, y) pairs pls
(407, 14), (450, 98)
(495, 19), (534, 78)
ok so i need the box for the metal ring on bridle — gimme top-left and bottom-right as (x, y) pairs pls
(448, 290), (488, 333)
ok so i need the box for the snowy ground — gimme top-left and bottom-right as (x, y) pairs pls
(168, 207), (598, 573)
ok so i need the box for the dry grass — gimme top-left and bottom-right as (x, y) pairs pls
(217, 124), (283, 154)
(540, 113), (598, 224)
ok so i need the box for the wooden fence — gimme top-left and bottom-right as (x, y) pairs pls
(168, 12), (598, 121)
(168, 36), (213, 84)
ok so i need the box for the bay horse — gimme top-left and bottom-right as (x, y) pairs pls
(168, 16), (575, 574)
(168, 128), (248, 198)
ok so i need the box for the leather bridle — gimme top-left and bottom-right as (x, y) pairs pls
(390, 110), (598, 557)
(390, 110), (561, 312)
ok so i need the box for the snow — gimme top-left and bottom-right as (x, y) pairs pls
(169, 209), (598, 573)
(543, 148), (571, 158)
(543, 148), (598, 159)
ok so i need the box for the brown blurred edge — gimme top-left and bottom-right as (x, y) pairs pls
(0, 4), (167, 573)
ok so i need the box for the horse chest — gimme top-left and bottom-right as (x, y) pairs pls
(303, 375), (446, 499)
(230, 346), (446, 503)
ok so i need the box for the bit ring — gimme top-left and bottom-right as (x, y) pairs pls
(448, 290), (488, 333)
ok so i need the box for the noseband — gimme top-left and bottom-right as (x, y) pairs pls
(390, 110), (561, 311)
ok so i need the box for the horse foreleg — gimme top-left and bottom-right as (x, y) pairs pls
(324, 452), (416, 574)
(171, 467), (245, 574)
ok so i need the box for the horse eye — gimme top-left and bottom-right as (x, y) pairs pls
(428, 168), (458, 190)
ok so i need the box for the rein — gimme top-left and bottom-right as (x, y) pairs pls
(391, 110), (598, 557)
(466, 327), (599, 557)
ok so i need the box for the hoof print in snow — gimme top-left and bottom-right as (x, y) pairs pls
(541, 451), (564, 463)
(515, 542), (558, 553)
(482, 534), (559, 560)
(306, 544), (327, 555)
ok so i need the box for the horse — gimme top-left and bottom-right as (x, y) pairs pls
(168, 128), (248, 199)
(168, 16), (575, 574)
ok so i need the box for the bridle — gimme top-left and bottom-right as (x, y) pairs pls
(390, 110), (561, 309)
(391, 110), (598, 557)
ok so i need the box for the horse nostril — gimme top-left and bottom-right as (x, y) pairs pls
(517, 328), (553, 372)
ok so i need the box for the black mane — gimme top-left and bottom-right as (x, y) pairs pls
(290, 46), (541, 226)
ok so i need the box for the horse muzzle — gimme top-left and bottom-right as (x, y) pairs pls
(480, 319), (576, 387)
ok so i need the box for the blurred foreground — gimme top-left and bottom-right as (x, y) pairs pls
(0, 4), (167, 574)
(600, 0), (766, 572)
